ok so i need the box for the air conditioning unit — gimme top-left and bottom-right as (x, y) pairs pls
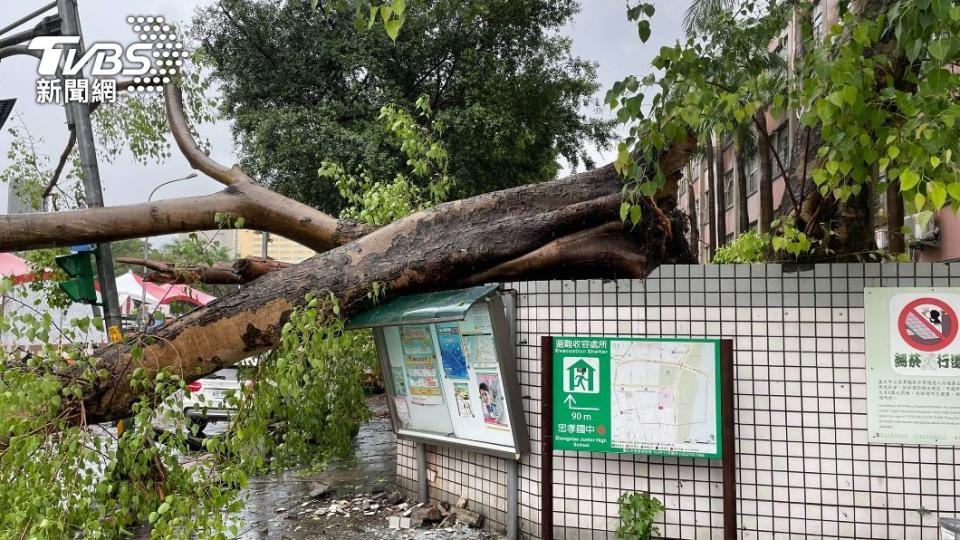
(905, 213), (939, 248)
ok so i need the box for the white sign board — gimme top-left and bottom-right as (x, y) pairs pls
(865, 288), (960, 444)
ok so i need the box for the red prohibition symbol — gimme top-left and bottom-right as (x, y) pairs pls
(897, 297), (958, 352)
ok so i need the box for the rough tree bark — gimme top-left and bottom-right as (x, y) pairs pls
(755, 110), (773, 234)
(886, 180), (906, 255)
(735, 134), (750, 234)
(0, 84), (697, 424)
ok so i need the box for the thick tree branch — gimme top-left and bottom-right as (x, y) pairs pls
(117, 256), (290, 285)
(0, 188), (368, 252)
(163, 84), (363, 249)
(42, 130), (76, 201)
(461, 222), (647, 284)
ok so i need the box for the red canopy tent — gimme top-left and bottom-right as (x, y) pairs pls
(0, 252), (50, 284)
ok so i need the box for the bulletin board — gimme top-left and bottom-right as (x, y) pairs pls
(347, 285), (529, 459)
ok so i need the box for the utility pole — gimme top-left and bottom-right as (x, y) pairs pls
(56, 0), (123, 342)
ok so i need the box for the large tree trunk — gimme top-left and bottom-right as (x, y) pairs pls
(735, 133), (749, 234)
(886, 180), (906, 255)
(57, 145), (694, 424)
(755, 110), (774, 234)
(704, 137), (717, 259)
(711, 133), (727, 246)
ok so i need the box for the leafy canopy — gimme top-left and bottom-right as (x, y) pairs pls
(192, 0), (613, 214)
(607, 0), (960, 257)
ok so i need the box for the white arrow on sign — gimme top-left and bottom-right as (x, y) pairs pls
(563, 394), (599, 412)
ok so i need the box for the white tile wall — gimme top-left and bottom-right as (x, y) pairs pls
(395, 263), (960, 539)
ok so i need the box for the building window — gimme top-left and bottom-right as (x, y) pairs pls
(812, 0), (825, 43)
(702, 189), (710, 222)
(724, 169), (735, 210)
(747, 152), (759, 195)
(769, 128), (791, 176)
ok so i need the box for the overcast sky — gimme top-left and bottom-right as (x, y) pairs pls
(0, 0), (690, 242)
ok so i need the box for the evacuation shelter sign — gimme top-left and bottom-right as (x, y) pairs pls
(865, 288), (960, 444)
(552, 337), (721, 458)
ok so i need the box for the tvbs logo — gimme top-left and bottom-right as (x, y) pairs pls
(28, 16), (183, 103)
(29, 36), (154, 77)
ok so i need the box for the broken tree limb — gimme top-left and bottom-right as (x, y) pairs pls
(0, 188), (371, 252)
(0, 190), (369, 252)
(116, 256), (290, 285)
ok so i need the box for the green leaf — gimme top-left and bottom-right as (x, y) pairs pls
(629, 204), (641, 225)
(827, 91), (845, 108)
(928, 181), (947, 210)
(930, 156), (941, 169)
(926, 68), (952, 93)
(384, 17), (403, 42)
(853, 25), (870, 46)
(887, 146), (901, 160)
(841, 85), (858, 106)
(900, 169), (920, 191)
(929, 38), (950, 61)
(638, 20), (651, 43)
(391, 0), (406, 15)
(932, 0), (951, 19)
(914, 192), (926, 211)
(947, 182), (960, 201)
(619, 201), (630, 222)
(638, 181), (659, 196)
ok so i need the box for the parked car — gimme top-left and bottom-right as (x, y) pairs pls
(183, 367), (243, 433)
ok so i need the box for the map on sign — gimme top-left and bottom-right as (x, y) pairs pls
(609, 340), (717, 455)
(552, 337), (721, 459)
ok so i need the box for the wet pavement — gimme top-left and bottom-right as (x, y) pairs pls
(227, 394), (503, 540)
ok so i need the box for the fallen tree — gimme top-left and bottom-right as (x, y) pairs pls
(0, 84), (696, 425)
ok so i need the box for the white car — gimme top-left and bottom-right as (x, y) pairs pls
(183, 367), (243, 433)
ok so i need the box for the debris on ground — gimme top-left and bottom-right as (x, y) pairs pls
(209, 394), (500, 539)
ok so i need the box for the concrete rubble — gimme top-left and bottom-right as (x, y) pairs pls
(299, 489), (486, 532)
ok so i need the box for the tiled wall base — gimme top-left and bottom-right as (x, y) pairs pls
(395, 263), (960, 539)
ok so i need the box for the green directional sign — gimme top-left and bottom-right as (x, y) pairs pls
(552, 336), (722, 459)
(55, 252), (98, 304)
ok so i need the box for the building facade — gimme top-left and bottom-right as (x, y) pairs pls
(176, 229), (316, 264)
(677, 0), (957, 264)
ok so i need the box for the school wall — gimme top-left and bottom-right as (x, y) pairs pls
(395, 263), (960, 539)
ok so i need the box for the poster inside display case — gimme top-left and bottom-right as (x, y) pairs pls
(347, 284), (528, 459)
